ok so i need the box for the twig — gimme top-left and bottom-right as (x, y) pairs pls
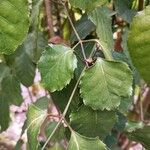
(44, 0), (55, 38)
(27, 88), (34, 103)
(61, 1), (89, 67)
(41, 42), (96, 150)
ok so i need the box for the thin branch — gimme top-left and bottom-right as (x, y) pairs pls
(61, 1), (89, 67)
(27, 88), (34, 103)
(44, 0), (55, 38)
(41, 73), (82, 150)
(41, 42), (96, 150)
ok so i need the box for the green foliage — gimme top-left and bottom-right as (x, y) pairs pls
(45, 122), (66, 142)
(51, 79), (80, 118)
(114, 0), (136, 23)
(67, 131), (108, 150)
(38, 44), (77, 92)
(80, 58), (133, 110)
(70, 106), (117, 139)
(0, 0), (29, 54)
(27, 104), (47, 150)
(128, 6), (150, 85)
(70, 15), (95, 43)
(49, 143), (65, 150)
(88, 7), (114, 59)
(0, 63), (23, 130)
(126, 125), (150, 149)
(69, 0), (108, 11)
(0, 1), (150, 150)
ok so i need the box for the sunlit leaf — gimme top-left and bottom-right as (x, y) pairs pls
(27, 104), (47, 150)
(38, 44), (77, 92)
(128, 6), (150, 85)
(0, 0), (29, 54)
(80, 58), (133, 110)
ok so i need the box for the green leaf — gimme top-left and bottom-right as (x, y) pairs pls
(80, 58), (133, 110)
(125, 121), (144, 132)
(0, 64), (22, 130)
(128, 6), (150, 85)
(112, 27), (140, 84)
(118, 97), (132, 114)
(45, 122), (66, 142)
(48, 143), (65, 150)
(0, 63), (10, 84)
(71, 15), (95, 43)
(114, 0), (136, 23)
(51, 79), (80, 120)
(70, 106), (117, 139)
(0, 64), (10, 130)
(4, 44), (36, 87)
(38, 44), (77, 92)
(69, 0), (107, 11)
(1, 74), (23, 105)
(15, 51), (36, 87)
(0, 0), (29, 54)
(67, 131), (108, 150)
(27, 104), (47, 150)
(27, 32), (47, 63)
(88, 7), (113, 59)
(34, 96), (49, 110)
(0, 93), (9, 131)
(27, 0), (47, 63)
(126, 125), (150, 149)
(30, 0), (43, 31)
